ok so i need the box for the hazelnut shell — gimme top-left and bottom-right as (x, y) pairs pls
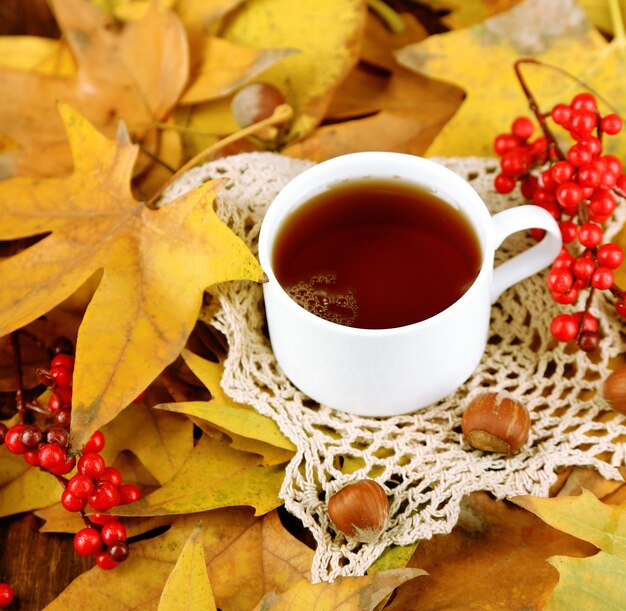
(327, 479), (389, 541)
(603, 366), (626, 414)
(461, 393), (530, 454)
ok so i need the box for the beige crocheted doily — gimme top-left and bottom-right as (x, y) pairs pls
(163, 152), (626, 582)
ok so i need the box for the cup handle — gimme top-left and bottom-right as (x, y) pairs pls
(490, 205), (562, 303)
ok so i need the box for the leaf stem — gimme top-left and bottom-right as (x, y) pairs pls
(367, 0), (405, 33)
(10, 332), (27, 424)
(608, 0), (626, 43)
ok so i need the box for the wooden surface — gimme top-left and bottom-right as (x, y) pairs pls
(0, 514), (91, 610)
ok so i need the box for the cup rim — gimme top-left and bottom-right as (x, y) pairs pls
(258, 152), (494, 336)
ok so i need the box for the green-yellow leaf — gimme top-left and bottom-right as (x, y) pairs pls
(0, 467), (59, 518)
(115, 434), (285, 517)
(221, 0), (366, 142)
(513, 490), (626, 559)
(180, 349), (295, 451)
(158, 522), (217, 611)
(545, 552), (626, 610)
(396, 0), (613, 157)
(368, 544), (419, 573)
(157, 401), (295, 465)
(254, 568), (426, 611)
(100, 402), (194, 485)
(0, 104), (263, 449)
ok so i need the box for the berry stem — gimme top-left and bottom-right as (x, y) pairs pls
(576, 287), (596, 345)
(513, 59), (566, 161)
(10, 331), (27, 424)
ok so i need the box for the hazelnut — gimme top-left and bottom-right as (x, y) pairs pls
(231, 82), (286, 128)
(461, 393), (530, 454)
(602, 366), (626, 414)
(327, 479), (389, 541)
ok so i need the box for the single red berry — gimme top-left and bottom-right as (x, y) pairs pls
(617, 174), (626, 191)
(100, 467), (122, 487)
(573, 256), (596, 281)
(118, 483), (142, 505)
(567, 143), (593, 167)
(603, 154), (623, 176)
(533, 187), (557, 205)
(45, 426), (69, 447)
(552, 287), (578, 305)
(54, 409), (72, 429)
(569, 110), (597, 136)
(67, 474), (95, 499)
(78, 453), (106, 478)
(38, 443), (66, 470)
(500, 148), (531, 178)
(107, 541), (130, 563)
(82, 430), (105, 454)
(23, 450), (40, 467)
(597, 243), (624, 269)
(520, 175), (539, 200)
(589, 190), (616, 220)
(530, 136), (548, 160)
(573, 311), (598, 333)
(494, 133), (521, 156)
(511, 116), (534, 140)
(20, 424), (43, 449)
(591, 267), (614, 290)
(494, 172), (516, 194)
(535, 200), (560, 220)
(50, 336), (74, 356)
(552, 248), (575, 270)
(578, 136), (602, 157)
(551, 161), (575, 184)
(600, 113), (623, 135)
(48, 393), (62, 412)
(551, 103), (572, 126)
(50, 365), (72, 388)
(529, 228), (545, 241)
(4, 424), (27, 454)
(95, 551), (118, 570)
(547, 270), (573, 294)
(615, 299), (626, 317)
(88, 482), (121, 512)
(578, 331), (600, 352)
(558, 221), (578, 244)
(578, 223), (603, 248)
(50, 353), (75, 371)
(101, 521), (127, 546)
(74, 527), (102, 556)
(577, 165), (602, 188)
(54, 386), (72, 406)
(61, 488), (87, 512)
(571, 92), (597, 112)
(90, 513), (120, 525)
(0, 583), (14, 608)
(556, 182), (583, 208)
(49, 454), (76, 475)
(550, 314), (579, 342)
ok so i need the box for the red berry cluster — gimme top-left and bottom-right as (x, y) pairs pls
(493, 90), (626, 350)
(0, 337), (141, 570)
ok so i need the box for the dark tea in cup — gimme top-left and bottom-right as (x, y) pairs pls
(272, 177), (482, 329)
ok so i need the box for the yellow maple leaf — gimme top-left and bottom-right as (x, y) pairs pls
(0, 0), (189, 178)
(0, 104), (263, 448)
(396, 0), (615, 158)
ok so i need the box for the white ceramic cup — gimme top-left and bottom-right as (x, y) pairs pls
(258, 152), (561, 417)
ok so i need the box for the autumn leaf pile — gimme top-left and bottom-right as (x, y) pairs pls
(1, 0), (626, 609)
